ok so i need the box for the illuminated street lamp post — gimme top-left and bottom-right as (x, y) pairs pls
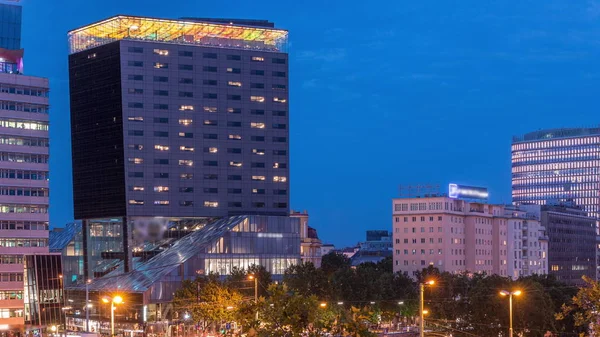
(499, 290), (522, 337)
(248, 275), (258, 320)
(419, 280), (434, 337)
(86, 279), (91, 332)
(102, 295), (123, 336)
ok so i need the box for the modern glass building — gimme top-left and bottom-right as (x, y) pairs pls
(67, 15), (291, 284)
(512, 127), (600, 219)
(61, 215), (300, 334)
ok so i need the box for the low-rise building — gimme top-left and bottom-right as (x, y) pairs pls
(291, 210), (323, 268)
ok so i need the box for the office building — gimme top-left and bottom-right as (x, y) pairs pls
(67, 16), (290, 282)
(392, 196), (509, 277)
(23, 254), (63, 332)
(504, 205), (548, 279)
(0, 2), (50, 335)
(512, 127), (600, 219)
(519, 203), (596, 285)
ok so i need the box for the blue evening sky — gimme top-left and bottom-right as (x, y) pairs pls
(20, 0), (600, 247)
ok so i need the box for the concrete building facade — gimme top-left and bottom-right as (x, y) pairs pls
(0, 2), (50, 335)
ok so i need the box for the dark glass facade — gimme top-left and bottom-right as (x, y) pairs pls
(0, 4), (21, 50)
(541, 204), (597, 286)
(23, 255), (64, 330)
(69, 42), (126, 220)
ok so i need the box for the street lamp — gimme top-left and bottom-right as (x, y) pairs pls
(420, 280), (434, 337)
(319, 302), (327, 308)
(499, 290), (522, 337)
(248, 275), (258, 320)
(102, 295), (123, 336)
(86, 279), (91, 332)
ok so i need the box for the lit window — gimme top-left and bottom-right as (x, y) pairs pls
(227, 108), (241, 114)
(153, 49), (169, 56)
(154, 200), (170, 205)
(208, 147), (218, 153)
(273, 176), (287, 183)
(273, 162), (282, 168)
(273, 97), (287, 103)
(128, 158), (143, 164)
(154, 145), (170, 151)
(204, 201), (219, 208)
(180, 105), (194, 111)
(154, 62), (168, 69)
(250, 122), (265, 129)
(181, 173), (193, 179)
(180, 146), (194, 152)
(228, 81), (242, 87)
(179, 160), (194, 166)
(253, 149), (265, 155)
(179, 119), (193, 126)
(87, 53), (96, 59)
(203, 120), (217, 126)
(129, 200), (144, 205)
(132, 186), (144, 191)
(229, 161), (242, 167)
(229, 134), (242, 140)
(252, 176), (266, 181)
(128, 117), (144, 122)
(204, 107), (217, 113)
(154, 186), (169, 192)
(251, 96), (265, 102)
(252, 56), (265, 62)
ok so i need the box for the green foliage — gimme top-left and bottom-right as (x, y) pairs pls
(226, 264), (272, 298)
(557, 275), (600, 337)
(173, 274), (242, 329)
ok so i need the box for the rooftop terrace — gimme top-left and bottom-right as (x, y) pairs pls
(68, 15), (288, 54)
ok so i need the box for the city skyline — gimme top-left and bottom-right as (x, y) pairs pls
(19, 0), (600, 247)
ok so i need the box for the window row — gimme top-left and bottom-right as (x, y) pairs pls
(0, 255), (22, 265)
(127, 130), (287, 142)
(128, 199), (287, 208)
(128, 47), (286, 64)
(0, 238), (47, 247)
(128, 117), (286, 130)
(0, 119), (48, 131)
(0, 187), (48, 197)
(0, 152), (48, 164)
(127, 75), (287, 90)
(395, 216), (444, 223)
(0, 136), (49, 147)
(0, 101), (48, 114)
(130, 186), (287, 195)
(0, 221), (47, 230)
(0, 290), (22, 300)
(128, 157), (286, 169)
(0, 205), (48, 214)
(128, 89), (287, 102)
(130, 145), (285, 156)
(0, 169), (49, 180)
(128, 171), (287, 182)
(127, 60), (286, 76)
(128, 103), (287, 116)
(0, 272), (23, 282)
(0, 85), (48, 97)
(397, 238), (444, 244)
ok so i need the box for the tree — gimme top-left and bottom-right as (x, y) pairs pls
(173, 275), (242, 331)
(226, 264), (272, 299)
(557, 275), (600, 337)
(321, 252), (351, 276)
(283, 262), (329, 299)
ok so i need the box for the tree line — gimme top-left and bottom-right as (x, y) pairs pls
(173, 252), (599, 337)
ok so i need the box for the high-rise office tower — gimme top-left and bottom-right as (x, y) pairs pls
(511, 128), (600, 218)
(68, 16), (289, 280)
(0, 2), (51, 335)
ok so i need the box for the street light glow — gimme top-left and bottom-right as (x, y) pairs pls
(320, 302), (327, 308)
(426, 280), (435, 285)
(513, 290), (522, 296)
(423, 310), (429, 315)
(113, 295), (123, 304)
(248, 275), (255, 280)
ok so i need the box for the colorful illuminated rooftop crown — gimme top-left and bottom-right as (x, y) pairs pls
(68, 15), (288, 54)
